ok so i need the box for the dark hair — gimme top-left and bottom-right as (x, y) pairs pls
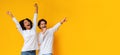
(38, 19), (47, 29)
(19, 18), (33, 30)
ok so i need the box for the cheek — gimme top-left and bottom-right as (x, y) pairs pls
(40, 25), (43, 27)
(24, 23), (27, 26)
(28, 22), (30, 24)
(40, 25), (44, 28)
(25, 22), (30, 25)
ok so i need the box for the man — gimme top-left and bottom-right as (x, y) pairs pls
(37, 18), (66, 55)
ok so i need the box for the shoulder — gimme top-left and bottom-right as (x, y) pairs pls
(47, 28), (53, 31)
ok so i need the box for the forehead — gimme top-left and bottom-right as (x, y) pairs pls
(41, 21), (46, 24)
(24, 20), (29, 22)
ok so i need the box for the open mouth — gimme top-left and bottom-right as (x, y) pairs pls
(43, 26), (46, 28)
(27, 24), (30, 26)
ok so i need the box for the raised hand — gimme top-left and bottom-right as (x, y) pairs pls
(61, 17), (67, 24)
(7, 11), (14, 18)
(34, 3), (38, 13)
(34, 3), (38, 7)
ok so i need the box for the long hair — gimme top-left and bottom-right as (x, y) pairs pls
(19, 18), (33, 30)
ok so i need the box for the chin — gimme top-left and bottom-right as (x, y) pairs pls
(27, 27), (31, 29)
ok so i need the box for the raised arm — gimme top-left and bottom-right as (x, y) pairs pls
(51, 17), (67, 32)
(34, 3), (38, 14)
(32, 3), (38, 30)
(7, 11), (23, 34)
(60, 17), (66, 24)
(7, 11), (14, 18)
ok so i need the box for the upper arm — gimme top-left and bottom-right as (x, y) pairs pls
(32, 13), (38, 30)
(12, 17), (23, 34)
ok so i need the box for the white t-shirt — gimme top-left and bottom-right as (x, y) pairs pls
(12, 13), (38, 52)
(38, 22), (61, 55)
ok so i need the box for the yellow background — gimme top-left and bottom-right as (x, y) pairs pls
(0, 0), (120, 55)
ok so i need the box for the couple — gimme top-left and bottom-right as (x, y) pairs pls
(7, 3), (66, 55)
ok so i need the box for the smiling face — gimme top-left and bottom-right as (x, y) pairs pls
(23, 20), (31, 30)
(39, 21), (47, 29)
(19, 18), (33, 30)
(38, 19), (47, 29)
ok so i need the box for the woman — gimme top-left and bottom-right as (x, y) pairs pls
(7, 3), (38, 55)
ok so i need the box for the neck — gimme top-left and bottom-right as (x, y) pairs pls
(41, 28), (47, 34)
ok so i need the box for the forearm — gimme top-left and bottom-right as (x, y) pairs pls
(35, 3), (38, 13)
(10, 14), (14, 18)
(60, 17), (66, 24)
(12, 17), (23, 34)
(51, 22), (61, 32)
(60, 21), (63, 24)
(33, 13), (38, 26)
(7, 11), (14, 18)
(35, 7), (38, 13)
(32, 3), (38, 30)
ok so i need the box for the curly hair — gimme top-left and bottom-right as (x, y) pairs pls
(19, 18), (33, 30)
